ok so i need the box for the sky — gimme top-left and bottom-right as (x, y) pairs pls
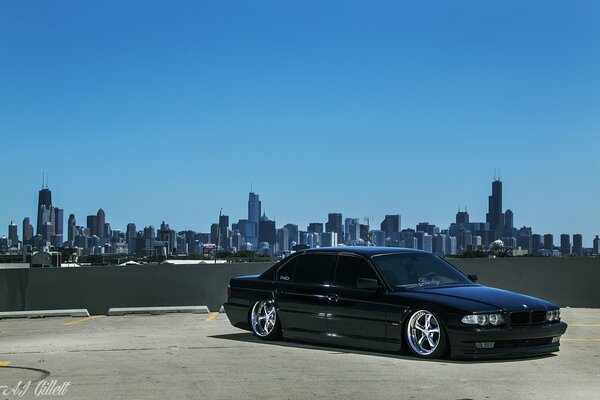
(1, 1), (599, 245)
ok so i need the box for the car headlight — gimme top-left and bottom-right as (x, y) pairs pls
(462, 313), (504, 326)
(546, 309), (561, 322)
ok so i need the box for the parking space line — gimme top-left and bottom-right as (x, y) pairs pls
(205, 312), (219, 322)
(562, 338), (600, 342)
(64, 315), (104, 326)
(568, 324), (600, 327)
(0, 362), (10, 367)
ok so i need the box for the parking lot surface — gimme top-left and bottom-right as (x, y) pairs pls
(1, 308), (599, 399)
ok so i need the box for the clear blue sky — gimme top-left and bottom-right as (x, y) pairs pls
(1, 1), (599, 244)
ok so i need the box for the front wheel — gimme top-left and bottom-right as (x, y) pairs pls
(405, 309), (447, 359)
(249, 300), (281, 340)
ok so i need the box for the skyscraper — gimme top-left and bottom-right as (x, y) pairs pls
(543, 234), (554, 252)
(36, 186), (52, 235)
(22, 217), (33, 243)
(87, 215), (98, 237)
(486, 179), (504, 240)
(97, 209), (106, 238)
(8, 221), (18, 246)
(380, 215), (401, 237)
(247, 192), (261, 246)
(573, 234), (583, 256)
(126, 223), (137, 254)
(326, 213), (344, 243)
(455, 209), (469, 225)
(68, 214), (76, 243)
(307, 223), (324, 234)
(593, 236), (600, 255)
(258, 213), (276, 245)
(560, 234), (571, 256)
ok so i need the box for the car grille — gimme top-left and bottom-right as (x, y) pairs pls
(510, 310), (547, 325)
(494, 337), (554, 349)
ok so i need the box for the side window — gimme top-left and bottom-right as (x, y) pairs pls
(335, 255), (378, 289)
(277, 257), (297, 282)
(293, 254), (336, 285)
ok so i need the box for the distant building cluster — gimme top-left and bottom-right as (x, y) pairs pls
(1, 179), (599, 260)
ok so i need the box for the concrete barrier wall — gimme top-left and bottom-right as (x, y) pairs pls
(1, 263), (273, 315)
(449, 257), (600, 308)
(0, 257), (598, 315)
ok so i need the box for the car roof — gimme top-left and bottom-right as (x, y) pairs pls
(301, 246), (430, 257)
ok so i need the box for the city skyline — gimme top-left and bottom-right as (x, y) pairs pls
(1, 2), (598, 244)
(1, 177), (598, 250)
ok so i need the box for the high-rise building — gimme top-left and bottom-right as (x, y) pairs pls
(326, 213), (343, 243)
(455, 209), (469, 225)
(321, 231), (338, 247)
(8, 221), (18, 246)
(486, 179), (504, 240)
(67, 214), (76, 243)
(543, 234), (554, 251)
(560, 234), (571, 256)
(87, 215), (98, 237)
(219, 214), (230, 248)
(380, 215), (401, 237)
(248, 192), (261, 223)
(531, 234), (542, 254)
(126, 223), (137, 254)
(573, 234), (583, 256)
(54, 208), (64, 240)
(276, 228), (289, 253)
(504, 209), (514, 232)
(283, 224), (299, 248)
(593, 236), (600, 255)
(36, 186), (52, 235)
(370, 230), (386, 247)
(97, 209), (106, 238)
(22, 217), (33, 243)
(258, 214), (276, 245)
(307, 223), (324, 234)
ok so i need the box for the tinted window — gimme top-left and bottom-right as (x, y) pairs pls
(373, 253), (472, 288)
(293, 254), (335, 285)
(335, 255), (378, 288)
(277, 257), (297, 282)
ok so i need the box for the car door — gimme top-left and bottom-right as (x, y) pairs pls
(274, 252), (335, 340)
(326, 254), (388, 348)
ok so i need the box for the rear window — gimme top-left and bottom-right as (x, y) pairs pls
(292, 254), (336, 285)
(276, 257), (298, 282)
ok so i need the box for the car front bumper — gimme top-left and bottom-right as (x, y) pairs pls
(447, 321), (568, 360)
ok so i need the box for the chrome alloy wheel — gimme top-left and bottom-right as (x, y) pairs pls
(250, 300), (277, 337)
(407, 310), (441, 356)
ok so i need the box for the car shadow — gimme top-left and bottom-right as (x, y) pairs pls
(208, 332), (557, 364)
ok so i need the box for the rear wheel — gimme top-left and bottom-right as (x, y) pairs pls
(250, 300), (281, 340)
(405, 309), (447, 359)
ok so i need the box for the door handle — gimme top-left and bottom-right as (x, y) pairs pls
(327, 294), (339, 302)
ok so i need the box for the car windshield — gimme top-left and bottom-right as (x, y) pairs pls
(372, 253), (473, 289)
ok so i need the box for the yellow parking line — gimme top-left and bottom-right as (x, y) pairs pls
(569, 324), (600, 327)
(205, 312), (219, 322)
(64, 315), (104, 326)
(562, 338), (600, 342)
(0, 362), (10, 367)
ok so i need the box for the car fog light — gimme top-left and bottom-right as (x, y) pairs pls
(476, 342), (495, 349)
(552, 336), (561, 343)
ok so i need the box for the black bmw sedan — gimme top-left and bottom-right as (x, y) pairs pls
(223, 247), (567, 359)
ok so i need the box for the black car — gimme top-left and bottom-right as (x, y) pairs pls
(223, 247), (568, 359)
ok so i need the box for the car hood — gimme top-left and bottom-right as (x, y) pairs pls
(396, 285), (556, 311)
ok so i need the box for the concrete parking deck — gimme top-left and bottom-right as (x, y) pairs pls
(1, 309), (599, 399)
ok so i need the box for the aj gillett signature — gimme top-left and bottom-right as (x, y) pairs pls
(0, 380), (71, 397)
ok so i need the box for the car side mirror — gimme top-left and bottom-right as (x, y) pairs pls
(467, 274), (478, 282)
(357, 278), (379, 291)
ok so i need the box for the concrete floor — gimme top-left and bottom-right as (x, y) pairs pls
(0, 308), (599, 400)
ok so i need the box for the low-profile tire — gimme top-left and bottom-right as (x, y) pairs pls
(405, 309), (448, 359)
(249, 300), (281, 341)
